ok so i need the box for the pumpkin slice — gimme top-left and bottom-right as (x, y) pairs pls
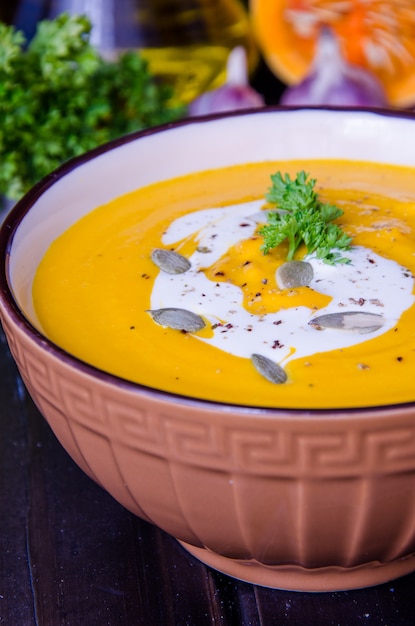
(250, 0), (415, 107)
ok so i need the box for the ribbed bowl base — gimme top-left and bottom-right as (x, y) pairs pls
(178, 541), (415, 592)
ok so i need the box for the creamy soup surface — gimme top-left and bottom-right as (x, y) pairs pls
(33, 160), (415, 408)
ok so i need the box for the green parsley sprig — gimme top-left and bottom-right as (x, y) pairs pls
(259, 171), (352, 264)
(0, 14), (185, 200)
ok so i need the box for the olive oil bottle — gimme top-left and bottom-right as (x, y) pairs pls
(43, 0), (257, 105)
(128, 0), (257, 104)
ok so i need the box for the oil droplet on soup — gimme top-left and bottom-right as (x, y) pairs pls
(32, 160), (415, 408)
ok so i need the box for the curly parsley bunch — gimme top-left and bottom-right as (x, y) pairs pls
(0, 14), (185, 199)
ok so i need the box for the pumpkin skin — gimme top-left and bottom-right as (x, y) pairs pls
(250, 0), (415, 107)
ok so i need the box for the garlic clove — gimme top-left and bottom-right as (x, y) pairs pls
(188, 46), (265, 116)
(280, 28), (387, 108)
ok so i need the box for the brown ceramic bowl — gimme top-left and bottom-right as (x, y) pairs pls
(2, 106), (415, 592)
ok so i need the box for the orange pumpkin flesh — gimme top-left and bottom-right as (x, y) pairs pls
(250, 0), (415, 107)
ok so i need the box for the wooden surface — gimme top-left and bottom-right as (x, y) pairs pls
(1, 327), (415, 625)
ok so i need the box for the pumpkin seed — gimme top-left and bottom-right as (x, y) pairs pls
(276, 260), (314, 289)
(251, 353), (287, 384)
(147, 307), (205, 332)
(151, 248), (191, 274)
(309, 311), (384, 334)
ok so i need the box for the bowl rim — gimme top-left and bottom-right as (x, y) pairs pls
(2, 104), (415, 417)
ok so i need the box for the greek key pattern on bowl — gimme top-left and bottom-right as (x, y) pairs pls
(4, 317), (415, 478)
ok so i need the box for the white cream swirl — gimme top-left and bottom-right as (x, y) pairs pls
(151, 201), (415, 365)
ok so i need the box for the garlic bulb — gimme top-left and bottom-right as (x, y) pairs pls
(280, 29), (387, 107)
(188, 47), (264, 116)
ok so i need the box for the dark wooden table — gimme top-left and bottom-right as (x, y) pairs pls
(1, 327), (415, 626)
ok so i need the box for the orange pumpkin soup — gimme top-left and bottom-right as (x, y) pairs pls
(32, 159), (415, 408)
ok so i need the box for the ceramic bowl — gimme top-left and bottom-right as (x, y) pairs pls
(2, 107), (415, 592)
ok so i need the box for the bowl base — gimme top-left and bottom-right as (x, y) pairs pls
(178, 541), (415, 592)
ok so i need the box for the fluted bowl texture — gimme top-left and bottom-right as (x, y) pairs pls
(2, 107), (415, 592)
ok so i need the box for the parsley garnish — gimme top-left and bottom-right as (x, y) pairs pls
(259, 171), (352, 264)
